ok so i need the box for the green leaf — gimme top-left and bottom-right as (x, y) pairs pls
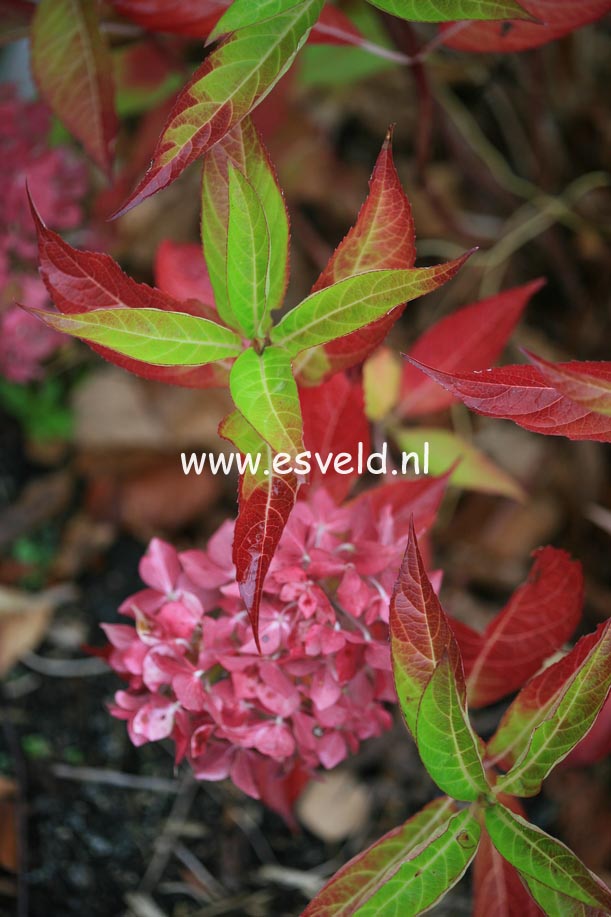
(31, 0), (117, 175)
(226, 165), (273, 339)
(303, 797), (458, 916)
(271, 257), (470, 357)
(229, 346), (304, 456)
(202, 116), (289, 334)
(365, 0), (531, 22)
(416, 654), (490, 802)
(485, 805), (611, 911)
(26, 307), (244, 366)
(496, 621), (611, 797)
(354, 809), (481, 916)
(393, 427), (524, 501)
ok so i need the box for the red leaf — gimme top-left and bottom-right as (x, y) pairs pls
(0, 0), (35, 45)
(525, 351), (611, 417)
(399, 280), (544, 418)
(474, 796), (544, 917)
(404, 359), (611, 442)
(109, 0), (227, 36)
(450, 547), (583, 708)
(219, 411), (300, 652)
(442, 1), (611, 53)
(110, 0), (363, 47)
(309, 5), (366, 46)
(295, 128), (416, 385)
(346, 473), (449, 541)
(31, 0), (117, 175)
(30, 195), (229, 388)
(390, 518), (463, 736)
(299, 372), (371, 502)
(154, 240), (216, 310)
(234, 474), (299, 653)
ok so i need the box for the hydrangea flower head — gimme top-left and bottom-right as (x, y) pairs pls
(105, 489), (420, 821)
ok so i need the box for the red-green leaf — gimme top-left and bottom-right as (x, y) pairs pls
(31, 0), (117, 175)
(27, 306), (243, 366)
(305, 802), (480, 916)
(487, 622), (611, 773)
(485, 804), (611, 911)
(347, 473), (449, 543)
(350, 808), (480, 915)
(273, 256), (471, 358)
(113, 0), (324, 217)
(525, 352), (611, 418)
(219, 410), (300, 651)
(302, 797), (457, 916)
(442, 1), (611, 53)
(201, 115), (289, 334)
(474, 797), (544, 917)
(367, 0), (531, 22)
(399, 280), (543, 418)
(390, 519), (463, 736)
(404, 360), (611, 442)
(416, 653), (489, 801)
(31, 198), (231, 388)
(450, 547), (583, 709)
(299, 373), (371, 503)
(154, 240), (216, 310)
(495, 621), (611, 797)
(229, 347), (304, 457)
(295, 130), (416, 385)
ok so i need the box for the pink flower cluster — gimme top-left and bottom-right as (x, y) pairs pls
(105, 490), (407, 820)
(0, 86), (88, 382)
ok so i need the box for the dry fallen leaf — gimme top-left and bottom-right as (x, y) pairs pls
(0, 584), (76, 678)
(297, 769), (371, 842)
(73, 367), (231, 452)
